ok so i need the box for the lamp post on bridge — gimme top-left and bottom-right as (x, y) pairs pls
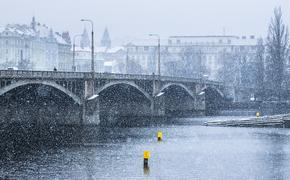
(73, 34), (82, 72)
(149, 34), (161, 77)
(81, 19), (95, 94)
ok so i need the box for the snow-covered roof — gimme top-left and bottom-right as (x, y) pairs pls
(0, 20), (70, 45)
(74, 46), (125, 53)
(74, 47), (91, 52)
(106, 46), (125, 53)
(125, 35), (258, 47)
(1, 24), (36, 37)
(104, 61), (113, 66)
(125, 38), (169, 46)
(54, 33), (68, 44)
(168, 35), (257, 46)
(95, 47), (107, 53)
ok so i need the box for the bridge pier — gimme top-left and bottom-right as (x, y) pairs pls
(152, 96), (166, 117)
(81, 98), (100, 126)
(81, 79), (100, 126)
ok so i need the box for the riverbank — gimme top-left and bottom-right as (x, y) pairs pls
(204, 114), (290, 128)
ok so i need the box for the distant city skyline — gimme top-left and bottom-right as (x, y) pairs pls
(1, 0), (289, 45)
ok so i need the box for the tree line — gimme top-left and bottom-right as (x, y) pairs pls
(220, 7), (290, 101)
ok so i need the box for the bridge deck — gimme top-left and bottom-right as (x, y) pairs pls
(0, 70), (222, 86)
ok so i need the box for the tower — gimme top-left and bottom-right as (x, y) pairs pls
(80, 28), (90, 49)
(101, 27), (111, 48)
(31, 16), (36, 31)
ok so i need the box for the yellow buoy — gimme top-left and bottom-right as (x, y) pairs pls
(256, 112), (260, 117)
(157, 131), (163, 141)
(144, 151), (150, 159)
(143, 151), (150, 167)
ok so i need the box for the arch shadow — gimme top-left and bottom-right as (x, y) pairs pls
(96, 81), (153, 103)
(203, 86), (225, 115)
(0, 80), (82, 105)
(201, 86), (224, 98)
(159, 83), (195, 99)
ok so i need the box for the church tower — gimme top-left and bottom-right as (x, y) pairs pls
(80, 28), (90, 49)
(30, 16), (36, 31)
(101, 27), (111, 48)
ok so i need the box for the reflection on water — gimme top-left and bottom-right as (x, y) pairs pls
(1, 117), (290, 179)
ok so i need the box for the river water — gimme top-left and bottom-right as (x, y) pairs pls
(1, 116), (290, 180)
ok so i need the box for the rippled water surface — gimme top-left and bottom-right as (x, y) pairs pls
(1, 116), (290, 180)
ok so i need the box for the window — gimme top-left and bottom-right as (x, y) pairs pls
(219, 39), (223, 44)
(227, 39), (231, 44)
(144, 46), (149, 51)
(177, 39), (181, 44)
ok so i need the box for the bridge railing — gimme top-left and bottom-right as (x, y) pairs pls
(94, 72), (153, 80)
(0, 70), (223, 85)
(0, 70), (88, 79)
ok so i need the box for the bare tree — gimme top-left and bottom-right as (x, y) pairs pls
(179, 46), (204, 78)
(265, 7), (289, 98)
(255, 38), (265, 94)
(217, 49), (240, 86)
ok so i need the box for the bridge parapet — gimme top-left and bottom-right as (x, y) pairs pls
(0, 70), (224, 85)
(0, 70), (89, 79)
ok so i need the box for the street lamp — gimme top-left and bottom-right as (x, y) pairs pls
(81, 19), (95, 94)
(80, 19), (95, 75)
(73, 34), (82, 72)
(149, 34), (161, 76)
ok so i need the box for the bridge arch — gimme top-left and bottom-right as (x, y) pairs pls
(96, 81), (153, 103)
(201, 86), (225, 98)
(0, 80), (82, 105)
(159, 83), (195, 99)
(201, 86), (226, 115)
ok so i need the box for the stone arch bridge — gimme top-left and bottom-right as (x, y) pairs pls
(0, 70), (243, 126)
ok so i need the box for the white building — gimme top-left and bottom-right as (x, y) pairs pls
(126, 35), (258, 80)
(0, 17), (72, 71)
(74, 28), (126, 73)
(74, 46), (126, 73)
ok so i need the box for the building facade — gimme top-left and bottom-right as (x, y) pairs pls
(74, 28), (126, 73)
(0, 17), (72, 71)
(125, 35), (258, 81)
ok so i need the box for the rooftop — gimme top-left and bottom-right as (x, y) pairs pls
(0, 17), (70, 45)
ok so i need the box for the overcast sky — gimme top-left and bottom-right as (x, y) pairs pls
(1, 0), (289, 45)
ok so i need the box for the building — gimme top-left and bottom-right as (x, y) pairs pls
(74, 46), (126, 73)
(74, 28), (126, 73)
(74, 28), (105, 72)
(0, 17), (72, 71)
(125, 35), (258, 81)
